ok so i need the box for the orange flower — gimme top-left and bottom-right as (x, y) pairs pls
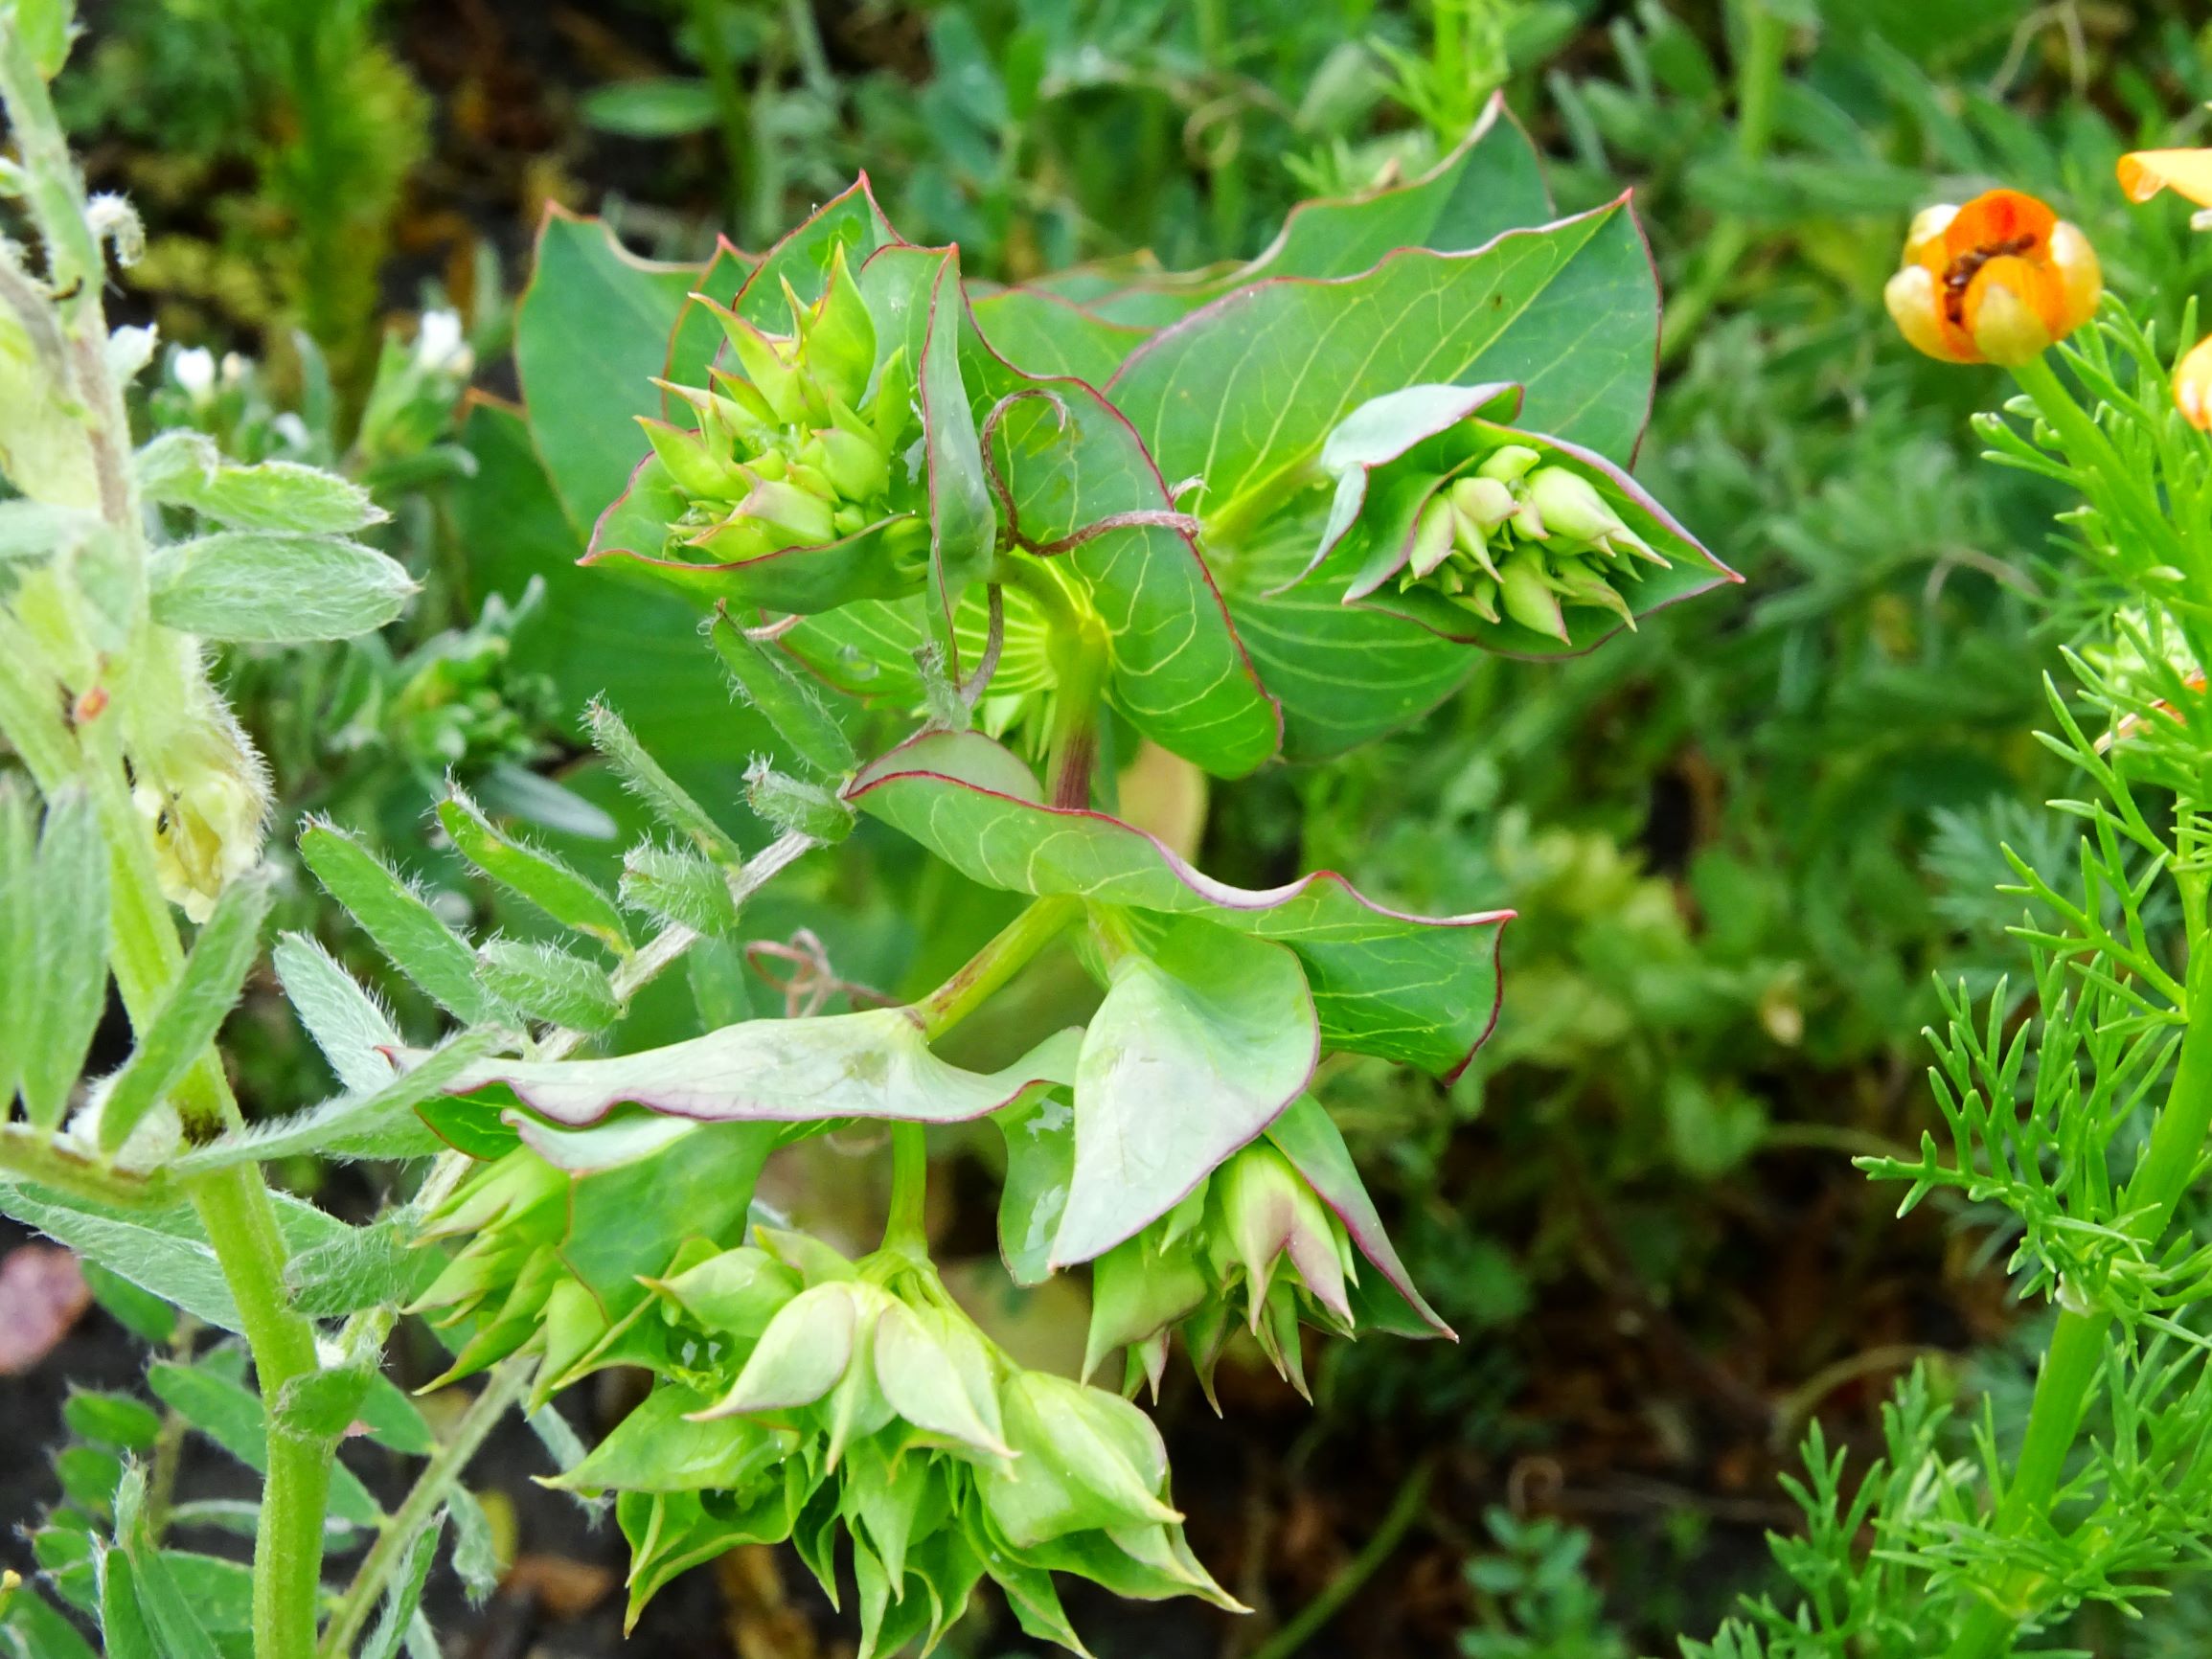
(2117, 148), (2212, 208)
(2176, 333), (2212, 431)
(1883, 189), (2101, 366)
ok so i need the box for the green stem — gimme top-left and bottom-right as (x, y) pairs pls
(884, 1123), (930, 1255)
(185, 1163), (327, 1659)
(1044, 619), (1109, 810)
(1946, 942), (2212, 1658)
(1431, 0), (1469, 134)
(1246, 1458), (1434, 1659)
(316, 1357), (535, 1659)
(911, 894), (1083, 1040)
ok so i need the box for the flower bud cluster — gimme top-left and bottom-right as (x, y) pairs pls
(1085, 1140), (1360, 1401)
(406, 1148), (577, 1386)
(1401, 441), (1668, 643)
(643, 245), (928, 580)
(565, 1227), (1235, 1647)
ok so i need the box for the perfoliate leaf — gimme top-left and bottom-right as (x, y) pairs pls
(1053, 917), (1316, 1266)
(298, 822), (498, 1023)
(851, 733), (1506, 1075)
(437, 792), (630, 958)
(147, 533), (416, 642)
(18, 784), (109, 1131)
(423, 1008), (1081, 1129)
(99, 872), (273, 1153)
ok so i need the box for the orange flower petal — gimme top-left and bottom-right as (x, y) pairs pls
(1885, 265), (1979, 363)
(1944, 189), (2057, 262)
(2176, 333), (2212, 431)
(1964, 257), (2060, 365)
(2118, 149), (2212, 208)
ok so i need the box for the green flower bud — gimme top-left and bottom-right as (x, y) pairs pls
(696, 1281), (860, 1419)
(417, 1148), (567, 1245)
(650, 1244), (800, 1339)
(707, 302), (810, 424)
(1448, 473), (1516, 532)
(787, 245), (876, 410)
(1474, 443), (1541, 484)
(810, 423), (891, 503)
(1524, 465), (1626, 545)
(1083, 1232), (1209, 1384)
(1497, 548), (1568, 641)
(982, 1371), (1181, 1548)
(1406, 496), (1455, 580)
(637, 418), (747, 501)
(735, 475), (841, 547)
(1217, 1143), (1352, 1330)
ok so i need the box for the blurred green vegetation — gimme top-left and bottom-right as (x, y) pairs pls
(49, 0), (2212, 1650)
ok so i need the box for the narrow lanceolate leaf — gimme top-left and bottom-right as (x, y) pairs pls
(850, 733), (1507, 1077)
(707, 612), (856, 780)
(475, 939), (622, 1032)
(173, 1028), (506, 1173)
(585, 701), (747, 872)
(271, 932), (401, 1096)
(360, 1512), (445, 1659)
(0, 776), (34, 1110)
(419, 1008), (1081, 1129)
(20, 785), (110, 1131)
(1053, 918), (1317, 1266)
(618, 842), (740, 937)
(147, 533), (417, 642)
(99, 873), (274, 1153)
(438, 791), (631, 957)
(298, 822), (497, 1023)
(0, 1178), (352, 1332)
(146, 1361), (381, 1525)
(1109, 196), (1659, 527)
(135, 430), (387, 534)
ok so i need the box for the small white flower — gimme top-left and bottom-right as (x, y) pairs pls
(172, 347), (216, 402)
(415, 308), (473, 377)
(219, 352), (247, 389)
(271, 412), (311, 452)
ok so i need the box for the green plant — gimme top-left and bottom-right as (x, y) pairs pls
(1690, 147), (2212, 1651)
(2, 6), (1731, 1656)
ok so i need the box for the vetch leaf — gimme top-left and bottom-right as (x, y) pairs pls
(298, 822), (498, 1024)
(438, 792), (631, 958)
(98, 872), (273, 1153)
(18, 784), (108, 1131)
(0, 1179), (351, 1333)
(585, 701), (747, 872)
(359, 1511), (443, 1659)
(420, 1008), (1081, 1129)
(579, 76), (718, 138)
(474, 939), (622, 1033)
(135, 431), (386, 534)
(148, 533), (416, 642)
(850, 733), (1507, 1075)
(174, 1027), (504, 1172)
(706, 610), (856, 780)
(270, 932), (400, 1096)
